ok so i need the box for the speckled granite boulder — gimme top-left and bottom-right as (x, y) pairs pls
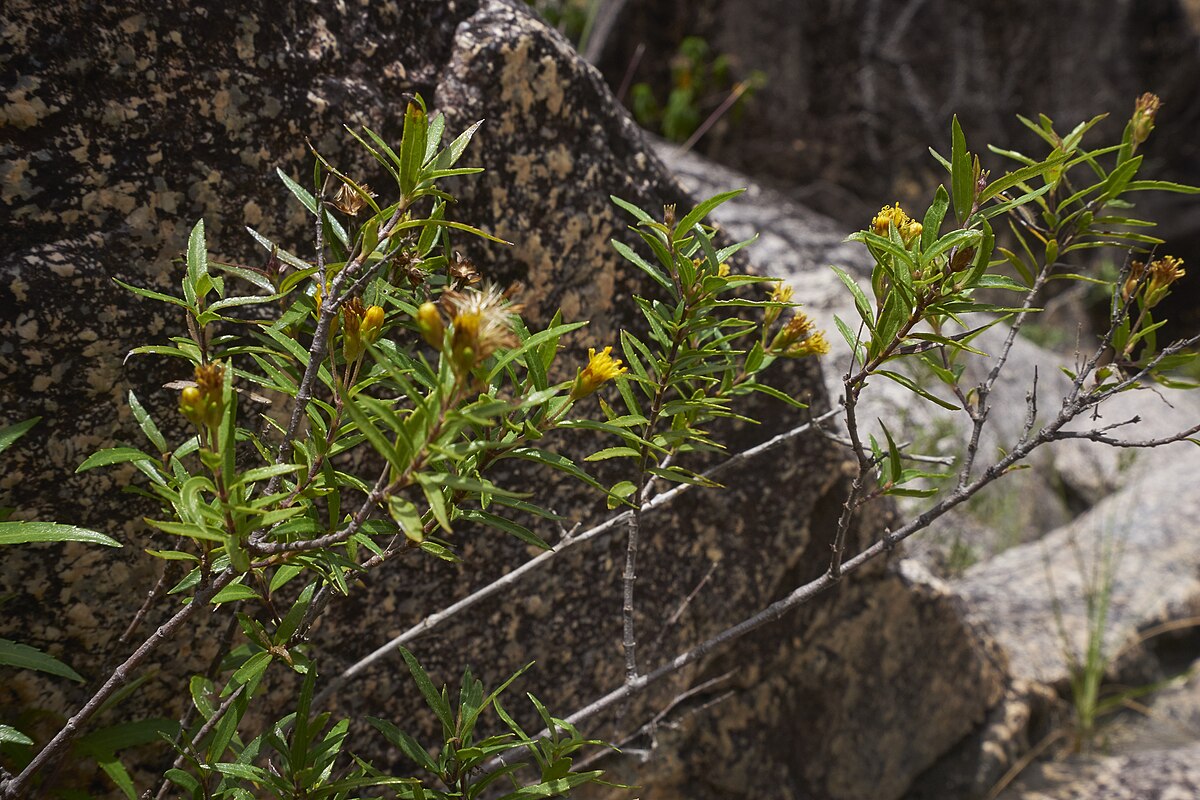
(0, 2), (1009, 798)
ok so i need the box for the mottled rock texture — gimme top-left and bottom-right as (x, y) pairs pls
(0, 2), (1007, 798)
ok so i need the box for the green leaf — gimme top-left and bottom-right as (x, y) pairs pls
(830, 265), (874, 329)
(211, 581), (260, 605)
(343, 397), (403, 469)
(231, 650), (273, 687)
(876, 370), (959, 410)
(584, 446), (641, 462)
(76, 718), (179, 755)
(0, 724), (33, 746)
(416, 475), (452, 533)
(0, 521), (120, 548)
(950, 115), (972, 223)
(112, 278), (188, 308)
(127, 392), (167, 454)
(398, 647), (454, 735)
(675, 189), (745, 239)
(0, 417), (40, 456)
(399, 101), (429, 196)
(277, 168), (319, 214)
(612, 239), (671, 290)
(460, 509), (550, 550)
(920, 185), (950, 251)
(1122, 179), (1200, 194)
(366, 717), (439, 773)
(432, 119), (484, 171)
(978, 152), (1070, 204)
(0, 638), (84, 681)
(184, 219), (208, 309)
(76, 447), (157, 472)
(610, 195), (656, 224)
(495, 771), (605, 799)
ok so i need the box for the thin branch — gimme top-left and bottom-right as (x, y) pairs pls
(486, 387), (1101, 775)
(312, 409), (841, 708)
(150, 685), (246, 800)
(0, 571), (236, 800)
(1049, 420), (1200, 448)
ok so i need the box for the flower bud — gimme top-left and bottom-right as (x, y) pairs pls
(416, 302), (444, 349)
(1131, 92), (1161, 151)
(361, 305), (385, 345)
(179, 386), (205, 427)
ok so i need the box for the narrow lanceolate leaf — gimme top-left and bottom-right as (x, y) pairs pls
(0, 638), (84, 681)
(830, 265), (874, 330)
(276, 168), (319, 214)
(127, 392), (167, 454)
(398, 647), (454, 734)
(184, 219), (208, 309)
(0, 521), (120, 547)
(920, 186), (950, 251)
(950, 115), (972, 223)
(0, 417), (40, 456)
(76, 447), (157, 472)
(0, 724), (33, 746)
(675, 189), (746, 239)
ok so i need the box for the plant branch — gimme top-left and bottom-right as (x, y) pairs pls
(0, 571), (236, 800)
(312, 409), (841, 708)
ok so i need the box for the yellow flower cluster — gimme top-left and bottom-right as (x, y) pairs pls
(1123, 255), (1185, 307)
(871, 202), (923, 246)
(342, 297), (386, 362)
(570, 346), (627, 399)
(768, 312), (830, 358)
(415, 285), (522, 375)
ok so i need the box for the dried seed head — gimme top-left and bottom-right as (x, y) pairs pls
(331, 181), (375, 216)
(443, 284), (522, 373)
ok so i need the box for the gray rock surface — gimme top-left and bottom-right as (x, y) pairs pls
(998, 742), (1200, 800)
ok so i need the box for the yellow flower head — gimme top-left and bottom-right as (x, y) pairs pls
(444, 284), (522, 373)
(1149, 255), (1185, 290)
(570, 346), (627, 400)
(341, 297), (384, 362)
(767, 313), (829, 358)
(871, 203), (909, 236)
(1124, 255), (1185, 306)
(871, 202), (922, 246)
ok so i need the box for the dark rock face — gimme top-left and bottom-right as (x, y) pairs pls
(1, 2), (1009, 798)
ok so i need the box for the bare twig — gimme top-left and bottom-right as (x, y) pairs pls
(0, 571), (236, 800)
(312, 409), (841, 708)
(485, 371), (1172, 773)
